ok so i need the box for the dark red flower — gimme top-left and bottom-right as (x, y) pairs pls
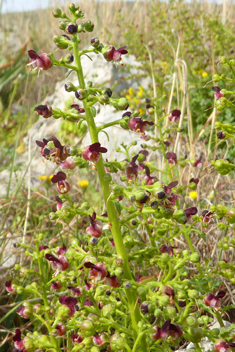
(27, 50), (52, 71)
(168, 109), (181, 122)
(84, 262), (107, 281)
(55, 196), (63, 210)
(56, 244), (67, 255)
(71, 104), (85, 113)
(217, 131), (226, 140)
(166, 152), (177, 165)
(67, 286), (83, 297)
(102, 45), (128, 62)
(71, 333), (83, 343)
(51, 171), (70, 194)
(204, 291), (226, 307)
(55, 323), (66, 336)
(189, 178), (199, 187)
(212, 86), (224, 100)
(126, 155), (139, 180)
(215, 340), (235, 352)
(86, 212), (103, 238)
(51, 281), (62, 290)
(59, 295), (78, 316)
(13, 329), (27, 351)
(34, 104), (52, 118)
(5, 280), (16, 293)
(93, 332), (109, 345)
(128, 117), (154, 133)
(152, 319), (183, 341)
(82, 142), (107, 162)
(16, 306), (32, 319)
(39, 245), (49, 251)
(104, 273), (120, 288)
(193, 155), (203, 168)
(144, 165), (157, 185)
(202, 210), (213, 223)
(160, 245), (178, 256)
(184, 207), (198, 219)
(45, 254), (69, 271)
(36, 137), (70, 164)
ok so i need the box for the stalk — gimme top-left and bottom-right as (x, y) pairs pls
(73, 36), (147, 350)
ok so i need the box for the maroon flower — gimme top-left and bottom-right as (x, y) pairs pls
(71, 333), (83, 343)
(51, 171), (70, 194)
(93, 332), (109, 345)
(212, 86), (224, 100)
(168, 109), (181, 122)
(215, 340), (235, 352)
(202, 210), (213, 223)
(13, 329), (28, 351)
(152, 319), (183, 341)
(86, 212), (103, 238)
(45, 254), (69, 271)
(59, 295), (78, 316)
(5, 280), (16, 293)
(126, 155), (139, 180)
(27, 50), (52, 71)
(82, 142), (107, 163)
(102, 45), (128, 62)
(217, 131), (226, 140)
(161, 181), (179, 205)
(60, 156), (76, 170)
(51, 281), (62, 290)
(66, 23), (78, 34)
(56, 244), (67, 255)
(36, 137), (70, 164)
(128, 117), (154, 133)
(84, 262), (107, 282)
(160, 245), (178, 256)
(166, 152), (177, 165)
(39, 245), (49, 251)
(16, 306), (32, 319)
(189, 178), (199, 187)
(71, 104), (85, 113)
(204, 291), (226, 307)
(55, 196), (63, 210)
(67, 286), (83, 297)
(193, 155), (203, 168)
(184, 207), (198, 219)
(34, 104), (52, 118)
(144, 165), (157, 185)
(55, 323), (66, 336)
(104, 273), (121, 288)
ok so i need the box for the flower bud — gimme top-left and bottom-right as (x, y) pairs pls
(63, 54), (74, 63)
(91, 37), (100, 47)
(110, 98), (129, 111)
(66, 23), (78, 34)
(53, 8), (62, 18)
(80, 320), (95, 337)
(110, 334), (127, 350)
(34, 104), (52, 118)
(83, 20), (94, 32)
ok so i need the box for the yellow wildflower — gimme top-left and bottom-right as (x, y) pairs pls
(128, 87), (134, 96)
(139, 108), (144, 115)
(202, 72), (208, 78)
(138, 86), (144, 98)
(189, 191), (197, 200)
(78, 180), (89, 188)
(38, 175), (53, 181)
(126, 95), (132, 101)
(134, 98), (139, 104)
(16, 141), (25, 154)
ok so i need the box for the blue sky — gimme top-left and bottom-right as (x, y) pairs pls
(1, 0), (225, 13)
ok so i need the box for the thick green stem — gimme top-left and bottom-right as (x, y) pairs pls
(73, 36), (147, 350)
(214, 310), (225, 327)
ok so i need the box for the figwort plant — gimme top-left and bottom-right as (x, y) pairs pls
(4, 4), (235, 352)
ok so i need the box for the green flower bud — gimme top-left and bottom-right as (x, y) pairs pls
(82, 337), (93, 348)
(158, 295), (170, 307)
(216, 204), (228, 217)
(81, 320), (95, 337)
(37, 335), (54, 349)
(188, 289), (198, 300)
(59, 21), (67, 30)
(110, 98), (129, 111)
(213, 74), (223, 82)
(104, 173), (112, 183)
(225, 208), (235, 224)
(183, 315), (198, 327)
(215, 97), (228, 111)
(186, 327), (203, 343)
(53, 8), (62, 18)
(102, 304), (115, 317)
(83, 20), (94, 32)
(110, 334), (127, 350)
(154, 308), (163, 318)
(210, 328), (220, 337)
(160, 253), (170, 263)
(173, 210), (187, 224)
(189, 252), (200, 263)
